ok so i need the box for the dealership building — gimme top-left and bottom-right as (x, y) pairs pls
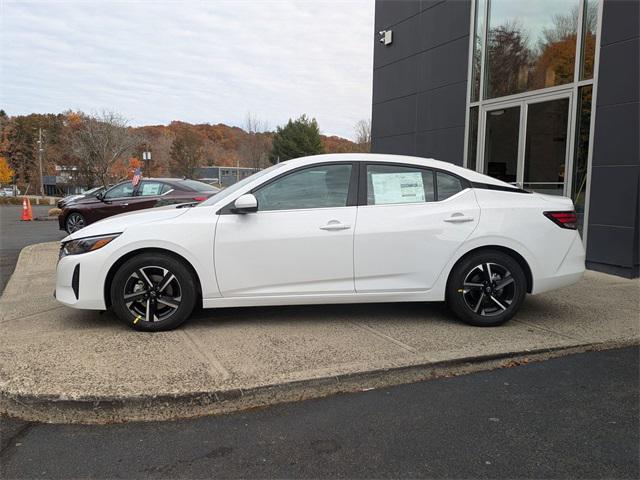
(371, 0), (639, 277)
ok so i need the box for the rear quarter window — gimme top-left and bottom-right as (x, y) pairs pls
(436, 172), (464, 200)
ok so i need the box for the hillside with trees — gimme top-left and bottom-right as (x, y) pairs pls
(0, 109), (370, 192)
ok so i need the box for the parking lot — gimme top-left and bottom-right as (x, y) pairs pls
(0, 219), (638, 423)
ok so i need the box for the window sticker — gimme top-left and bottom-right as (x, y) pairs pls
(371, 172), (425, 204)
(141, 183), (161, 196)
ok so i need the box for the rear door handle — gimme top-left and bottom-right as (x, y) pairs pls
(444, 214), (474, 223)
(320, 220), (351, 231)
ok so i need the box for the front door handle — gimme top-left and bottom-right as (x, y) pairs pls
(444, 214), (474, 223)
(320, 220), (351, 231)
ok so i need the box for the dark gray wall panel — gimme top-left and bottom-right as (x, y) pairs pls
(372, 55), (419, 104)
(418, 36), (469, 91)
(586, 225), (636, 268)
(415, 127), (465, 165)
(588, 165), (639, 228)
(375, 0), (420, 30)
(416, 81), (467, 131)
(372, 134), (416, 156)
(371, 96), (417, 138)
(419, 0), (472, 51)
(592, 103), (640, 167)
(600, 0), (640, 45)
(373, 14), (421, 68)
(421, 0), (446, 11)
(587, 0), (640, 277)
(596, 37), (639, 106)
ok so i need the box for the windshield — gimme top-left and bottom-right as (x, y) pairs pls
(198, 163), (285, 207)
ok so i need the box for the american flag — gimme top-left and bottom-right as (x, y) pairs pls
(132, 168), (142, 187)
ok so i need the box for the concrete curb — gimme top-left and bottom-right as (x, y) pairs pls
(2, 338), (637, 425)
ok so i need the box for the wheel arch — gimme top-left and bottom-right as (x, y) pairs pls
(103, 247), (203, 308)
(446, 245), (534, 295)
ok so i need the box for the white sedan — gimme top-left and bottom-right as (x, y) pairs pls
(55, 154), (585, 331)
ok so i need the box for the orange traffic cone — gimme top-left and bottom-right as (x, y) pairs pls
(21, 197), (33, 221)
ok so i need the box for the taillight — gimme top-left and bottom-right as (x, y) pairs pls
(544, 211), (577, 230)
(193, 196), (207, 202)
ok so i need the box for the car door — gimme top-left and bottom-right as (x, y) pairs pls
(215, 162), (357, 297)
(354, 163), (480, 293)
(127, 180), (167, 212)
(94, 182), (136, 220)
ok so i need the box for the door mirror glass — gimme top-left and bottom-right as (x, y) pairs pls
(233, 193), (258, 213)
(96, 192), (104, 201)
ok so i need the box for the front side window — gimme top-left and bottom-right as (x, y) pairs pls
(367, 165), (435, 205)
(254, 164), (352, 212)
(104, 182), (134, 199)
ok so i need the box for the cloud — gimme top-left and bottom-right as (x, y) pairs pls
(0, 0), (374, 139)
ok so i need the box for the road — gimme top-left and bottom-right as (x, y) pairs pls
(1, 347), (638, 479)
(0, 205), (66, 293)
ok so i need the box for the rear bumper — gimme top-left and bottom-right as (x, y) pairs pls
(532, 233), (586, 294)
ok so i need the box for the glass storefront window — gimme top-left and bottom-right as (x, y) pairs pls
(466, 107), (479, 171)
(522, 98), (570, 195)
(471, 0), (487, 102)
(483, 106), (520, 183)
(572, 85), (592, 234)
(580, 0), (599, 79)
(485, 0), (579, 99)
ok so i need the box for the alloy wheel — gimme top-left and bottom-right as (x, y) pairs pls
(122, 266), (182, 323)
(461, 262), (516, 317)
(66, 213), (85, 233)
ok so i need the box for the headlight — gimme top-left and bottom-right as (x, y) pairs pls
(59, 234), (120, 259)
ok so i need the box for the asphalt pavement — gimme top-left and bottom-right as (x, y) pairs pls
(1, 347), (638, 479)
(0, 205), (65, 294)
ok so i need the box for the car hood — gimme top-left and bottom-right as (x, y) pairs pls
(63, 205), (191, 241)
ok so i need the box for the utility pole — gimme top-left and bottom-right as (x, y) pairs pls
(37, 127), (44, 197)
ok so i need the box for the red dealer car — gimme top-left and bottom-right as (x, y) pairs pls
(59, 178), (219, 233)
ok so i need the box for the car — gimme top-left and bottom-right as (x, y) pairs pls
(57, 186), (107, 209)
(54, 153), (585, 332)
(58, 178), (220, 233)
(1, 186), (20, 197)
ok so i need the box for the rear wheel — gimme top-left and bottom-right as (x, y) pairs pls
(65, 212), (86, 233)
(446, 250), (526, 327)
(110, 253), (197, 331)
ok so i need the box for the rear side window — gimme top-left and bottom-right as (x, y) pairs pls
(436, 172), (463, 200)
(138, 181), (164, 196)
(366, 165), (435, 205)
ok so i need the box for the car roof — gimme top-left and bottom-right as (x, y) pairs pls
(283, 153), (516, 189)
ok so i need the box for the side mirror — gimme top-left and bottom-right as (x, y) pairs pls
(233, 193), (258, 214)
(96, 192), (104, 201)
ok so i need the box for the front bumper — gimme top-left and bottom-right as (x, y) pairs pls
(55, 253), (107, 310)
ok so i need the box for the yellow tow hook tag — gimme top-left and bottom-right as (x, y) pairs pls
(457, 289), (464, 293)
(133, 314), (142, 325)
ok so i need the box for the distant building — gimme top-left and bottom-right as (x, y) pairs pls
(193, 166), (258, 187)
(43, 166), (84, 196)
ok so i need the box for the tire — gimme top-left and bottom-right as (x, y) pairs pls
(110, 252), (197, 332)
(446, 250), (527, 327)
(65, 212), (86, 233)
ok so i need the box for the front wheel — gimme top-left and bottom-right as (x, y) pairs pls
(110, 253), (197, 331)
(446, 250), (527, 327)
(65, 212), (86, 233)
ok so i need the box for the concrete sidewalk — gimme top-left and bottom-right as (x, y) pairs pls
(0, 242), (638, 423)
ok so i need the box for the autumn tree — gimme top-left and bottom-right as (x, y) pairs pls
(0, 156), (14, 184)
(269, 115), (324, 163)
(71, 111), (140, 187)
(240, 112), (271, 170)
(169, 125), (204, 178)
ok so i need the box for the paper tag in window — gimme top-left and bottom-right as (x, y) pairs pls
(371, 172), (425, 204)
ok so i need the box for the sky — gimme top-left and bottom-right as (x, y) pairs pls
(0, 0), (375, 140)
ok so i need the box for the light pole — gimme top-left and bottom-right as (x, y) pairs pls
(37, 127), (44, 196)
(142, 151), (151, 176)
